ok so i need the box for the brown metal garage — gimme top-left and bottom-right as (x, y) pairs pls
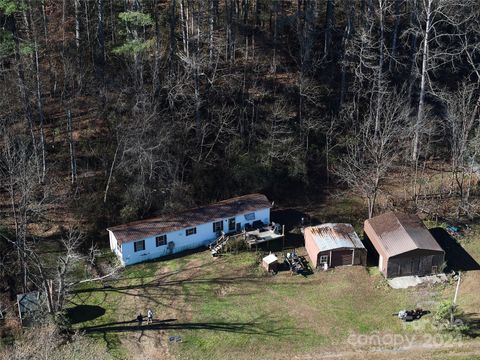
(364, 212), (445, 278)
(304, 223), (367, 269)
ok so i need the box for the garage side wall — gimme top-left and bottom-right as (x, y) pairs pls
(387, 250), (445, 278)
(315, 248), (367, 268)
(363, 221), (389, 276)
(304, 228), (320, 268)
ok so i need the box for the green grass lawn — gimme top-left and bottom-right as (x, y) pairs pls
(67, 244), (471, 359)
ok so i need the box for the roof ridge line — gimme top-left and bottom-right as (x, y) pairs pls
(395, 213), (421, 251)
(107, 193), (270, 230)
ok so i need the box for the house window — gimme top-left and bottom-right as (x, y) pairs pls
(156, 235), (167, 247)
(134, 240), (145, 252)
(213, 221), (223, 233)
(244, 213), (256, 221)
(319, 255), (329, 264)
(186, 227), (197, 236)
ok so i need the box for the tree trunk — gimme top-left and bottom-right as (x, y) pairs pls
(324, 0), (335, 56)
(209, 0), (214, 62)
(83, 0), (94, 67)
(152, 0), (162, 99)
(374, 0), (385, 137)
(62, 0), (68, 99)
(180, 0), (189, 57)
(413, 0), (432, 162)
(243, 0), (249, 24)
(104, 144), (120, 203)
(74, 1), (82, 74)
(74, 0), (83, 90)
(407, 0), (418, 107)
(110, 0), (116, 43)
(168, 0), (177, 75)
(339, 26), (349, 108)
(96, 0), (106, 89)
(255, 0), (260, 26)
(67, 110), (77, 185)
(29, 2), (47, 182)
(74, 0), (81, 50)
(194, 59), (201, 142)
(389, 0), (401, 72)
(271, 2), (277, 72)
(226, 1), (232, 61)
(41, 0), (49, 46)
(8, 15), (40, 181)
(339, 0), (354, 108)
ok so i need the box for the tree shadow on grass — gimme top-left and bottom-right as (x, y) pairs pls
(429, 228), (480, 272)
(458, 313), (480, 338)
(70, 274), (266, 295)
(70, 260), (319, 304)
(68, 263), (272, 312)
(271, 209), (311, 232)
(81, 317), (293, 337)
(66, 305), (106, 324)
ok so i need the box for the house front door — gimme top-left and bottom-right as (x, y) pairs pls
(228, 218), (236, 232)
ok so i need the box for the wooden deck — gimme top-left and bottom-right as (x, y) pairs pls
(208, 224), (285, 254)
(245, 225), (284, 246)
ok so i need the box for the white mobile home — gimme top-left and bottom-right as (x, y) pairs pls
(107, 194), (272, 265)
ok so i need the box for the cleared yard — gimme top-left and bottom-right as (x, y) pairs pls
(67, 222), (480, 359)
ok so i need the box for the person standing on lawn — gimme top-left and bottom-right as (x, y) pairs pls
(147, 308), (153, 324)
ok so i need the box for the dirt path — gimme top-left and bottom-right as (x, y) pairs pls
(119, 258), (207, 360)
(119, 285), (173, 360)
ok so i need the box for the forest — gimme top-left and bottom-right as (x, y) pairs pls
(1, 0), (480, 357)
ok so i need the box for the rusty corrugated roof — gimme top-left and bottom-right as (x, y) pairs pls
(305, 223), (365, 252)
(107, 193), (271, 244)
(364, 212), (444, 257)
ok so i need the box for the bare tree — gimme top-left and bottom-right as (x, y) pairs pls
(4, 5), (41, 182)
(261, 100), (303, 174)
(441, 83), (480, 218)
(52, 229), (85, 313)
(334, 90), (409, 218)
(0, 124), (42, 291)
(27, 0), (47, 182)
(22, 229), (86, 315)
(409, 0), (471, 162)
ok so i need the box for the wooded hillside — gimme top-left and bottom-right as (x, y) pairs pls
(1, 0), (479, 305)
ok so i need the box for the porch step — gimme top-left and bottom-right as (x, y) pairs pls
(209, 234), (230, 256)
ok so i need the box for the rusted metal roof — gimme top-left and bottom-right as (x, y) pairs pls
(364, 212), (444, 258)
(107, 193), (271, 244)
(305, 223), (365, 252)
